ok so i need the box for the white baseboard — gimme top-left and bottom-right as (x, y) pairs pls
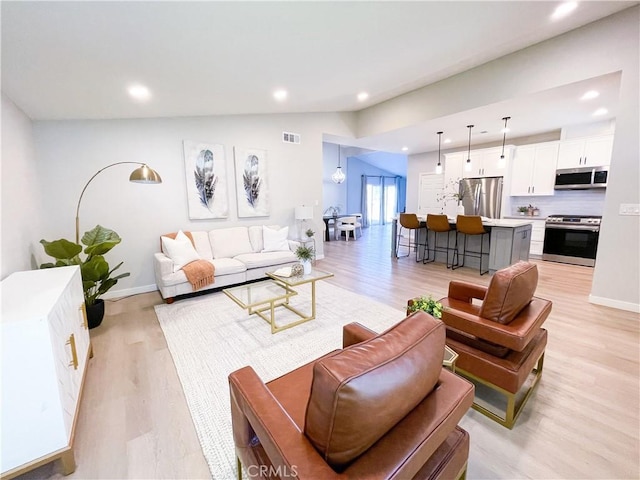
(102, 284), (158, 300)
(589, 294), (640, 314)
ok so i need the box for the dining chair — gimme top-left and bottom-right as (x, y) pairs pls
(350, 213), (363, 237)
(335, 216), (358, 241)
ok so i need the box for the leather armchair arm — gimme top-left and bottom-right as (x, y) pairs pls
(448, 281), (488, 303)
(343, 322), (377, 348)
(229, 367), (341, 479)
(441, 297), (552, 351)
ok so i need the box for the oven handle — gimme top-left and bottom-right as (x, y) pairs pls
(544, 224), (600, 232)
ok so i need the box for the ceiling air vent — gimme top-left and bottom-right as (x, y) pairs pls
(282, 132), (301, 144)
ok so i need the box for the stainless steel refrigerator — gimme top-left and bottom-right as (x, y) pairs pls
(459, 176), (503, 219)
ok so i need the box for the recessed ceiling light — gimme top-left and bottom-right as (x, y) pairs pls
(128, 84), (151, 101)
(273, 89), (288, 101)
(551, 1), (577, 21)
(593, 108), (608, 116)
(444, 138), (452, 144)
(401, 146), (409, 152)
(581, 90), (600, 100)
(357, 92), (369, 102)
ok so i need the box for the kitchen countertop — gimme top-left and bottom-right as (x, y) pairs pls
(413, 216), (535, 228)
(504, 215), (547, 220)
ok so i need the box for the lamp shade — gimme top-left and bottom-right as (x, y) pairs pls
(130, 164), (162, 183)
(295, 205), (313, 220)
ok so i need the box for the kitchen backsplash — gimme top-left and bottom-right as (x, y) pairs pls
(511, 189), (606, 217)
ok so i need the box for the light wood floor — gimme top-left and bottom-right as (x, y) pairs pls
(21, 225), (639, 479)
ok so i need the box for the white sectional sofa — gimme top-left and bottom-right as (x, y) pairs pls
(154, 225), (299, 302)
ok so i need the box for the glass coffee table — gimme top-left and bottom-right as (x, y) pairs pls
(223, 269), (333, 334)
(443, 345), (459, 372)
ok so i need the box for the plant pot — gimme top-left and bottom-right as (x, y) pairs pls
(301, 260), (312, 275)
(86, 299), (105, 329)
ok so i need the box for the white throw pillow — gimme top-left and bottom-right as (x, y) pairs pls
(262, 225), (290, 252)
(161, 230), (201, 272)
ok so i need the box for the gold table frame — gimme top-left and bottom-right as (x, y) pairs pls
(443, 345), (459, 372)
(223, 269), (333, 334)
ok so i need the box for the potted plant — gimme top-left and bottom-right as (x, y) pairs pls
(324, 205), (341, 218)
(407, 295), (445, 319)
(517, 206), (528, 215)
(295, 244), (315, 275)
(305, 228), (314, 238)
(39, 225), (130, 328)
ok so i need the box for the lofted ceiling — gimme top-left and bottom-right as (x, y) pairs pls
(1, 1), (635, 157)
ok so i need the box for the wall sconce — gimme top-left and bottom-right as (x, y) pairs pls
(75, 162), (162, 243)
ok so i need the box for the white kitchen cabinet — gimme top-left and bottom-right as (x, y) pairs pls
(556, 135), (613, 169)
(528, 218), (547, 256)
(1, 266), (91, 478)
(510, 142), (558, 196)
(464, 147), (510, 178)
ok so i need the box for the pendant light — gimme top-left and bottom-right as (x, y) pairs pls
(464, 125), (474, 172)
(435, 131), (443, 174)
(331, 144), (346, 184)
(499, 116), (511, 168)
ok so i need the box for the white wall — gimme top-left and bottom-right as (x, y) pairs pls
(30, 112), (354, 296)
(369, 7), (639, 311)
(0, 94), (45, 278)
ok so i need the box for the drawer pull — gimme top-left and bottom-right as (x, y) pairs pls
(79, 303), (88, 329)
(67, 334), (79, 370)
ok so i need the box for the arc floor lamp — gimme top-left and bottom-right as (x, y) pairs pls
(75, 162), (162, 243)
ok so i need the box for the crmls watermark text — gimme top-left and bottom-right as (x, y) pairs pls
(247, 465), (299, 478)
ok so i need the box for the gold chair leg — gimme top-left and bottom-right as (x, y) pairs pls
(456, 352), (545, 429)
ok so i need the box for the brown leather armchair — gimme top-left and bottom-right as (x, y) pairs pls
(437, 261), (552, 429)
(229, 311), (475, 479)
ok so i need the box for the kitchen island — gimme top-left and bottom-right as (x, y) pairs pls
(392, 217), (533, 274)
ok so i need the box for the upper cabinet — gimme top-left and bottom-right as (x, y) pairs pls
(510, 142), (558, 196)
(556, 135), (613, 169)
(464, 147), (510, 178)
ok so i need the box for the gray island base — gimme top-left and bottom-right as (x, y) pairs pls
(392, 217), (533, 275)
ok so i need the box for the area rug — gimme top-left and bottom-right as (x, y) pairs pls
(154, 280), (407, 480)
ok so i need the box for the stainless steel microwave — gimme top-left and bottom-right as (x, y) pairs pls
(554, 166), (608, 190)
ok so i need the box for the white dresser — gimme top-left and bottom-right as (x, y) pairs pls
(1, 266), (91, 478)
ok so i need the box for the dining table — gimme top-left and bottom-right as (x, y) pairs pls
(322, 215), (354, 241)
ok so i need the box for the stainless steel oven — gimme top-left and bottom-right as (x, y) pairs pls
(542, 215), (601, 267)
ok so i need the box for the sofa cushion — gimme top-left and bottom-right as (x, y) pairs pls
(191, 231), (213, 260)
(234, 250), (297, 269)
(480, 261), (538, 325)
(304, 311), (445, 471)
(248, 226), (264, 252)
(209, 227), (253, 259)
(262, 225), (290, 252)
(212, 257), (248, 275)
(248, 225), (283, 252)
(161, 230), (201, 272)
